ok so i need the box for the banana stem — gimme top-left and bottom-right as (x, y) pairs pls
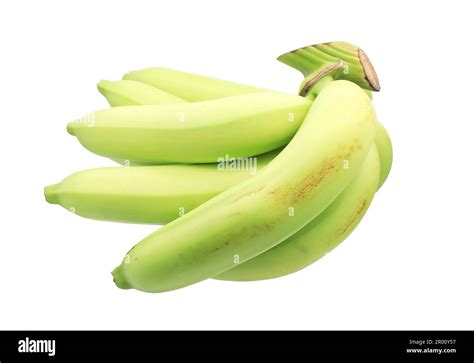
(278, 41), (380, 98)
(299, 74), (336, 101)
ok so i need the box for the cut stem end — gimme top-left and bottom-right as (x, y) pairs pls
(277, 41), (381, 95)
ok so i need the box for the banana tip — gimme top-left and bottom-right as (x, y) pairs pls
(66, 122), (76, 136)
(44, 184), (59, 204)
(112, 266), (132, 290)
(96, 79), (109, 93)
(122, 71), (133, 80)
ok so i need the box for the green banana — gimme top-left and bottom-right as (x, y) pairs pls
(123, 67), (268, 101)
(97, 80), (186, 107)
(216, 143), (380, 281)
(67, 92), (311, 164)
(111, 80), (376, 292)
(44, 149), (278, 224)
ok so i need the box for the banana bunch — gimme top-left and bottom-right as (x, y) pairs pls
(45, 41), (392, 292)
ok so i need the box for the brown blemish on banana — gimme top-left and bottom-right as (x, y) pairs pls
(291, 198), (369, 259)
(209, 220), (279, 256)
(232, 186), (265, 204)
(268, 139), (360, 206)
(295, 242), (309, 255)
(211, 240), (231, 253)
(338, 199), (368, 236)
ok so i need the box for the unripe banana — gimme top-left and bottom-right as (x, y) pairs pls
(44, 149), (278, 224)
(97, 80), (187, 107)
(67, 92), (311, 164)
(111, 81), (376, 292)
(123, 67), (267, 101)
(216, 144), (380, 281)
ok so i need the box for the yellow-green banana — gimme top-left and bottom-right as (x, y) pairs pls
(111, 81), (376, 292)
(67, 92), (311, 164)
(44, 149), (278, 224)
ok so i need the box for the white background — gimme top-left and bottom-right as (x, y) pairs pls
(0, 0), (473, 330)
